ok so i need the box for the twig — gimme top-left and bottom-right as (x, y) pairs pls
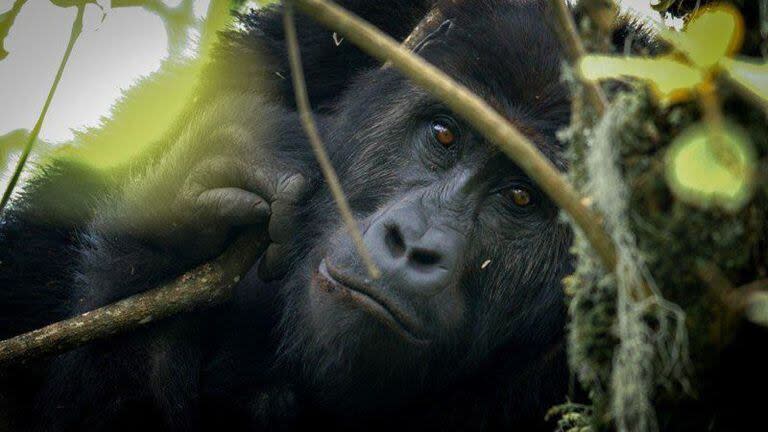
(0, 4), (85, 215)
(283, 2), (379, 279)
(291, 0), (617, 271)
(547, 0), (608, 116)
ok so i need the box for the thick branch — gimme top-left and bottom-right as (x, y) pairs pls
(290, 0), (618, 270)
(0, 232), (266, 365)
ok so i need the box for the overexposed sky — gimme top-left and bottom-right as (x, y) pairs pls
(0, 0), (661, 143)
(0, 0), (213, 143)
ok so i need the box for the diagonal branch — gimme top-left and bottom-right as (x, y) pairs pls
(289, 0), (618, 271)
(0, 231), (266, 365)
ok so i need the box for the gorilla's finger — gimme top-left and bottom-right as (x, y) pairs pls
(267, 173), (306, 244)
(196, 188), (270, 226)
(258, 242), (293, 281)
(185, 157), (255, 196)
(242, 170), (306, 206)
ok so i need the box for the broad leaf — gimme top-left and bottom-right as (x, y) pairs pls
(579, 55), (703, 104)
(665, 123), (756, 212)
(659, 5), (744, 69)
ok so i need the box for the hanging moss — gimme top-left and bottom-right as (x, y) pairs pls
(556, 20), (767, 432)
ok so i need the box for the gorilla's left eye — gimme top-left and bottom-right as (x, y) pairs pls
(431, 120), (457, 148)
(505, 187), (533, 207)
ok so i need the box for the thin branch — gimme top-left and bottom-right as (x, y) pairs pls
(547, 0), (608, 116)
(283, 2), (380, 279)
(291, 0), (618, 271)
(0, 4), (85, 215)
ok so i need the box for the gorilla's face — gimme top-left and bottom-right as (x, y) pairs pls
(277, 3), (572, 408)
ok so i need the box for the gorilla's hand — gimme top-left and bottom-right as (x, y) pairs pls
(92, 96), (307, 280)
(173, 155), (306, 279)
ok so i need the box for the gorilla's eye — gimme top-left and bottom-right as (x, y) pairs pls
(431, 120), (456, 148)
(506, 187), (532, 207)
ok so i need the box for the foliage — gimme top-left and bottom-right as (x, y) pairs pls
(558, 1), (768, 430)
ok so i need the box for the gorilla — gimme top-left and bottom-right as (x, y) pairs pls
(0, 0), (579, 430)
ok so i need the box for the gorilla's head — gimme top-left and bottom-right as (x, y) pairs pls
(277, 0), (572, 411)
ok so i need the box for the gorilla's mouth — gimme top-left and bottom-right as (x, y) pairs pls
(316, 260), (430, 346)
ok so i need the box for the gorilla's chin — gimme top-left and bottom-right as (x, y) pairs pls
(314, 259), (432, 345)
(275, 252), (439, 409)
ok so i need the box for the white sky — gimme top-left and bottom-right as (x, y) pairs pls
(0, 0), (212, 143)
(0, 0), (660, 143)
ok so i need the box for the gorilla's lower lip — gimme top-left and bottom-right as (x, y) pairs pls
(316, 260), (430, 346)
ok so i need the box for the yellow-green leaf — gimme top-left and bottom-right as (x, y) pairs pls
(721, 58), (768, 111)
(579, 55), (702, 104)
(665, 123), (756, 212)
(659, 4), (743, 70)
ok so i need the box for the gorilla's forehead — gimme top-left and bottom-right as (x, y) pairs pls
(422, 1), (569, 123)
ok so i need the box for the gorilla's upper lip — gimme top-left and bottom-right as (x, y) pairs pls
(317, 260), (431, 346)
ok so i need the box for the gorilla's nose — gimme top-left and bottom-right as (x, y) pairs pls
(365, 207), (461, 295)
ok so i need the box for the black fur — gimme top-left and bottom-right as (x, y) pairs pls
(1, 1), (580, 430)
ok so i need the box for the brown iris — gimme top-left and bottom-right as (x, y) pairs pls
(432, 121), (456, 147)
(508, 188), (532, 207)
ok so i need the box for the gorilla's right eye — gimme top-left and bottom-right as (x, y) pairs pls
(431, 120), (457, 148)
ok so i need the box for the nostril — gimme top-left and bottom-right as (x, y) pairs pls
(384, 224), (406, 258)
(408, 248), (441, 269)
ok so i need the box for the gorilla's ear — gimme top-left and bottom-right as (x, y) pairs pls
(412, 19), (454, 54)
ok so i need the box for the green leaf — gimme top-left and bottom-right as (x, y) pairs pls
(579, 55), (702, 104)
(665, 123), (756, 212)
(658, 5), (743, 69)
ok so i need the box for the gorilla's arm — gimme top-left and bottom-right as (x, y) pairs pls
(73, 95), (312, 312)
(0, 160), (114, 338)
(0, 0), (432, 334)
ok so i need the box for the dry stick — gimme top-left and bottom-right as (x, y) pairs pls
(291, 0), (617, 271)
(0, 4), (85, 215)
(547, 0), (608, 116)
(0, 231), (267, 365)
(283, 3), (380, 279)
